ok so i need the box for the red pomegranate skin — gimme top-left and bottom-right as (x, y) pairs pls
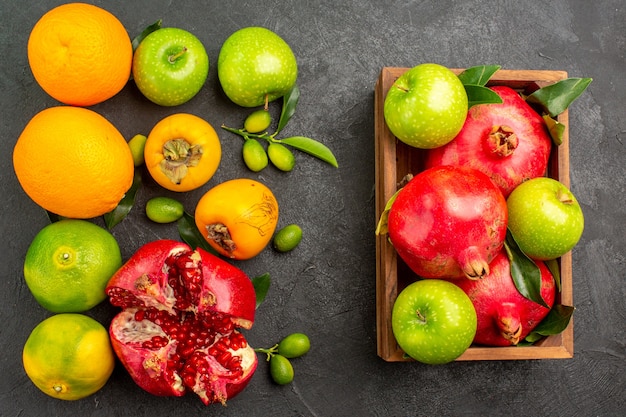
(425, 85), (553, 197)
(387, 165), (508, 280)
(450, 250), (556, 346)
(105, 239), (257, 405)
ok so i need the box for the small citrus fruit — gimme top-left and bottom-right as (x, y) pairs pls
(244, 109), (272, 133)
(277, 333), (311, 358)
(273, 224), (303, 252)
(13, 106), (135, 219)
(242, 139), (269, 172)
(23, 313), (115, 400)
(27, 3), (132, 106)
(128, 134), (148, 166)
(145, 196), (185, 223)
(269, 354), (294, 385)
(24, 219), (122, 313)
(268, 143), (296, 172)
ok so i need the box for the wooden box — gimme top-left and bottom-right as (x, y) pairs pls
(374, 67), (574, 361)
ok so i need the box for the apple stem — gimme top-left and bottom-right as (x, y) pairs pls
(415, 309), (427, 324)
(168, 47), (188, 63)
(264, 94), (269, 111)
(557, 188), (574, 204)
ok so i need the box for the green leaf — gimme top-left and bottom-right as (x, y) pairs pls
(504, 229), (549, 308)
(252, 273), (271, 309)
(104, 170), (142, 230)
(177, 211), (218, 255)
(542, 114), (565, 146)
(526, 77), (592, 117)
(375, 188), (403, 235)
(464, 84), (503, 108)
(279, 136), (338, 168)
(545, 258), (561, 292)
(524, 304), (575, 343)
(457, 65), (501, 86)
(132, 20), (162, 51)
(275, 84), (300, 135)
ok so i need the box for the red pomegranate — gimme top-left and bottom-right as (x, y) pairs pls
(425, 85), (553, 197)
(387, 165), (508, 280)
(451, 250), (556, 346)
(105, 239), (257, 405)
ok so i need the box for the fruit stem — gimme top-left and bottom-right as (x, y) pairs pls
(264, 94), (269, 111)
(254, 344), (279, 361)
(415, 309), (427, 324)
(168, 47), (188, 63)
(557, 188), (574, 204)
(221, 125), (281, 144)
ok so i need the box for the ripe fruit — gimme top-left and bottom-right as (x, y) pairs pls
(218, 27), (298, 107)
(450, 251), (556, 346)
(145, 196), (184, 223)
(105, 240), (257, 405)
(133, 27), (209, 106)
(268, 143), (296, 172)
(269, 354), (294, 385)
(128, 134), (148, 166)
(392, 279), (477, 364)
(507, 177), (584, 260)
(22, 313), (115, 400)
(144, 113), (221, 192)
(383, 63), (468, 149)
(27, 3), (132, 106)
(195, 179), (279, 260)
(277, 333), (311, 358)
(425, 85), (553, 197)
(23, 219), (122, 313)
(387, 165), (508, 280)
(242, 139), (269, 172)
(244, 109), (272, 133)
(273, 224), (303, 253)
(13, 106), (134, 219)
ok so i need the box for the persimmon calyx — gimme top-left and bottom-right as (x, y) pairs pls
(160, 138), (203, 185)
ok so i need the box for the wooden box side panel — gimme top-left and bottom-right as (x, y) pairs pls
(375, 67), (574, 362)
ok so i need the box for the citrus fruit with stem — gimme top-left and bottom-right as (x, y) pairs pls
(23, 219), (122, 313)
(22, 313), (115, 400)
(13, 106), (134, 219)
(27, 3), (132, 106)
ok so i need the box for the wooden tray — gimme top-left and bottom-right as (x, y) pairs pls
(374, 67), (574, 361)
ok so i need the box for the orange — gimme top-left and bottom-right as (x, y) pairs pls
(13, 106), (134, 219)
(27, 3), (132, 106)
(23, 313), (115, 401)
(24, 219), (122, 313)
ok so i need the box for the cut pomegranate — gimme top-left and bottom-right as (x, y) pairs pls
(106, 239), (257, 405)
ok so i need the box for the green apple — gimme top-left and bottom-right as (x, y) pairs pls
(392, 279), (477, 365)
(133, 27), (209, 106)
(384, 63), (468, 149)
(217, 27), (297, 107)
(507, 177), (584, 260)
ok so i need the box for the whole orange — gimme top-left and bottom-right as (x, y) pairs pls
(13, 106), (134, 219)
(27, 3), (132, 106)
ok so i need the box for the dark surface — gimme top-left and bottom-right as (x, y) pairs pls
(1, 1), (624, 416)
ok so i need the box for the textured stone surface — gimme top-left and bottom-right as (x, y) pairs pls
(1, 0), (624, 415)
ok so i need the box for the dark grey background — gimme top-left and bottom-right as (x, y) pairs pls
(1, 1), (624, 416)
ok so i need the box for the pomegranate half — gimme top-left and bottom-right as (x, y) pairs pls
(105, 239), (257, 405)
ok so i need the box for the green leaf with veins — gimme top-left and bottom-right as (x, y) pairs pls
(252, 273), (271, 309)
(457, 65), (501, 86)
(276, 84), (300, 135)
(526, 77), (592, 117)
(104, 169), (142, 230)
(504, 229), (549, 308)
(279, 136), (338, 168)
